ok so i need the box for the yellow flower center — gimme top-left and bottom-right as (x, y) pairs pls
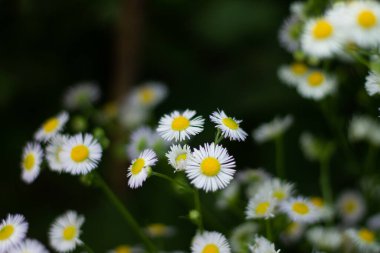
(292, 202), (310, 215)
(358, 229), (375, 243)
(200, 157), (221, 176)
(273, 191), (286, 200)
(222, 117), (239, 130)
(43, 118), (59, 133)
(171, 116), (190, 131)
(307, 71), (325, 87)
(115, 246), (132, 253)
(131, 158), (145, 175)
(357, 10), (377, 29)
(23, 153), (35, 171)
(291, 63), (307, 75)
(62, 225), (76, 241)
(139, 88), (155, 104)
(70, 145), (89, 162)
(311, 197), (324, 207)
(0, 225), (14, 241)
(202, 244), (219, 253)
(312, 20), (333, 39)
(286, 222), (299, 234)
(147, 223), (167, 236)
(343, 200), (357, 214)
(175, 153), (187, 163)
(255, 202), (270, 215)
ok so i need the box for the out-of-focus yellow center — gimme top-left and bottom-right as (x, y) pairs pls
(312, 20), (333, 39)
(115, 245), (132, 253)
(343, 200), (357, 214)
(171, 116), (190, 131)
(23, 153), (35, 171)
(200, 157), (221, 176)
(131, 158), (145, 175)
(43, 118), (59, 133)
(357, 10), (377, 28)
(286, 222), (299, 234)
(147, 223), (167, 236)
(292, 202), (309, 215)
(273, 191), (286, 200)
(0, 225), (14, 240)
(70, 145), (89, 162)
(358, 229), (375, 243)
(175, 153), (187, 163)
(307, 72), (325, 87)
(291, 63), (307, 75)
(256, 202), (270, 215)
(62, 225), (76, 241)
(311, 197), (324, 207)
(222, 118), (239, 130)
(202, 244), (219, 253)
(139, 88), (155, 104)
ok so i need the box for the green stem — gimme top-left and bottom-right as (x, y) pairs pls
(320, 159), (333, 205)
(275, 135), (285, 179)
(151, 172), (192, 192)
(265, 219), (273, 241)
(81, 242), (95, 253)
(347, 50), (371, 68)
(214, 129), (223, 144)
(194, 189), (204, 232)
(93, 173), (157, 252)
(365, 145), (377, 174)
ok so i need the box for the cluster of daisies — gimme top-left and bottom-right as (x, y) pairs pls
(126, 109), (248, 191)
(20, 110), (103, 184)
(0, 211), (84, 253)
(278, 0), (380, 100)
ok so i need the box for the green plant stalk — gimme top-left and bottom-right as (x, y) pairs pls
(214, 129), (223, 144)
(151, 171), (192, 192)
(275, 135), (285, 179)
(320, 158), (333, 205)
(194, 189), (204, 232)
(365, 144), (377, 174)
(81, 242), (95, 253)
(265, 219), (273, 241)
(94, 173), (157, 252)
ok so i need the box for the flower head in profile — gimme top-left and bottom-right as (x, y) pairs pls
(63, 82), (100, 110)
(10, 239), (49, 253)
(230, 222), (258, 252)
(349, 114), (380, 147)
(210, 110), (248, 141)
(365, 71), (380, 96)
(306, 226), (342, 251)
(127, 149), (157, 188)
(253, 115), (293, 143)
(46, 135), (69, 172)
(345, 228), (380, 253)
(191, 231), (231, 253)
(249, 236), (280, 253)
(49, 210), (85, 253)
(166, 144), (192, 172)
(278, 15), (302, 53)
(126, 127), (156, 160)
(186, 143), (236, 192)
(0, 214), (28, 253)
(21, 142), (43, 184)
(157, 110), (204, 142)
(60, 133), (102, 175)
(34, 111), (69, 142)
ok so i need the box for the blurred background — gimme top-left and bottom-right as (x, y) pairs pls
(0, 0), (350, 251)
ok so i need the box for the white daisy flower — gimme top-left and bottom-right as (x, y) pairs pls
(0, 214), (28, 253)
(245, 191), (277, 219)
(46, 135), (69, 172)
(166, 144), (192, 172)
(49, 210), (84, 253)
(230, 222), (258, 252)
(345, 1), (380, 48)
(301, 16), (343, 58)
(278, 62), (308, 87)
(21, 142), (43, 184)
(185, 143), (236, 192)
(336, 191), (366, 225)
(34, 111), (69, 142)
(297, 70), (337, 100)
(281, 197), (319, 224)
(278, 15), (302, 53)
(145, 223), (175, 238)
(126, 127), (155, 160)
(107, 245), (143, 253)
(157, 110), (204, 142)
(127, 149), (157, 189)
(365, 71), (380, 96)
(257, 178), (294, 202)
(345, 228), (380, 253)
(253, 115), (293, 143)
(63, 82), (100, 110)
(249, 236), (280, 253)
(280, 222), (305, 244)
(129, 82), (168, 109)
(191, 231), (231, 253)
(307, 226), (342, 251)
(349, 115), (380, 146)
(10, 239), (49, 253)
(60, 133), (102, 175)
(209, 110), (248, 141)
